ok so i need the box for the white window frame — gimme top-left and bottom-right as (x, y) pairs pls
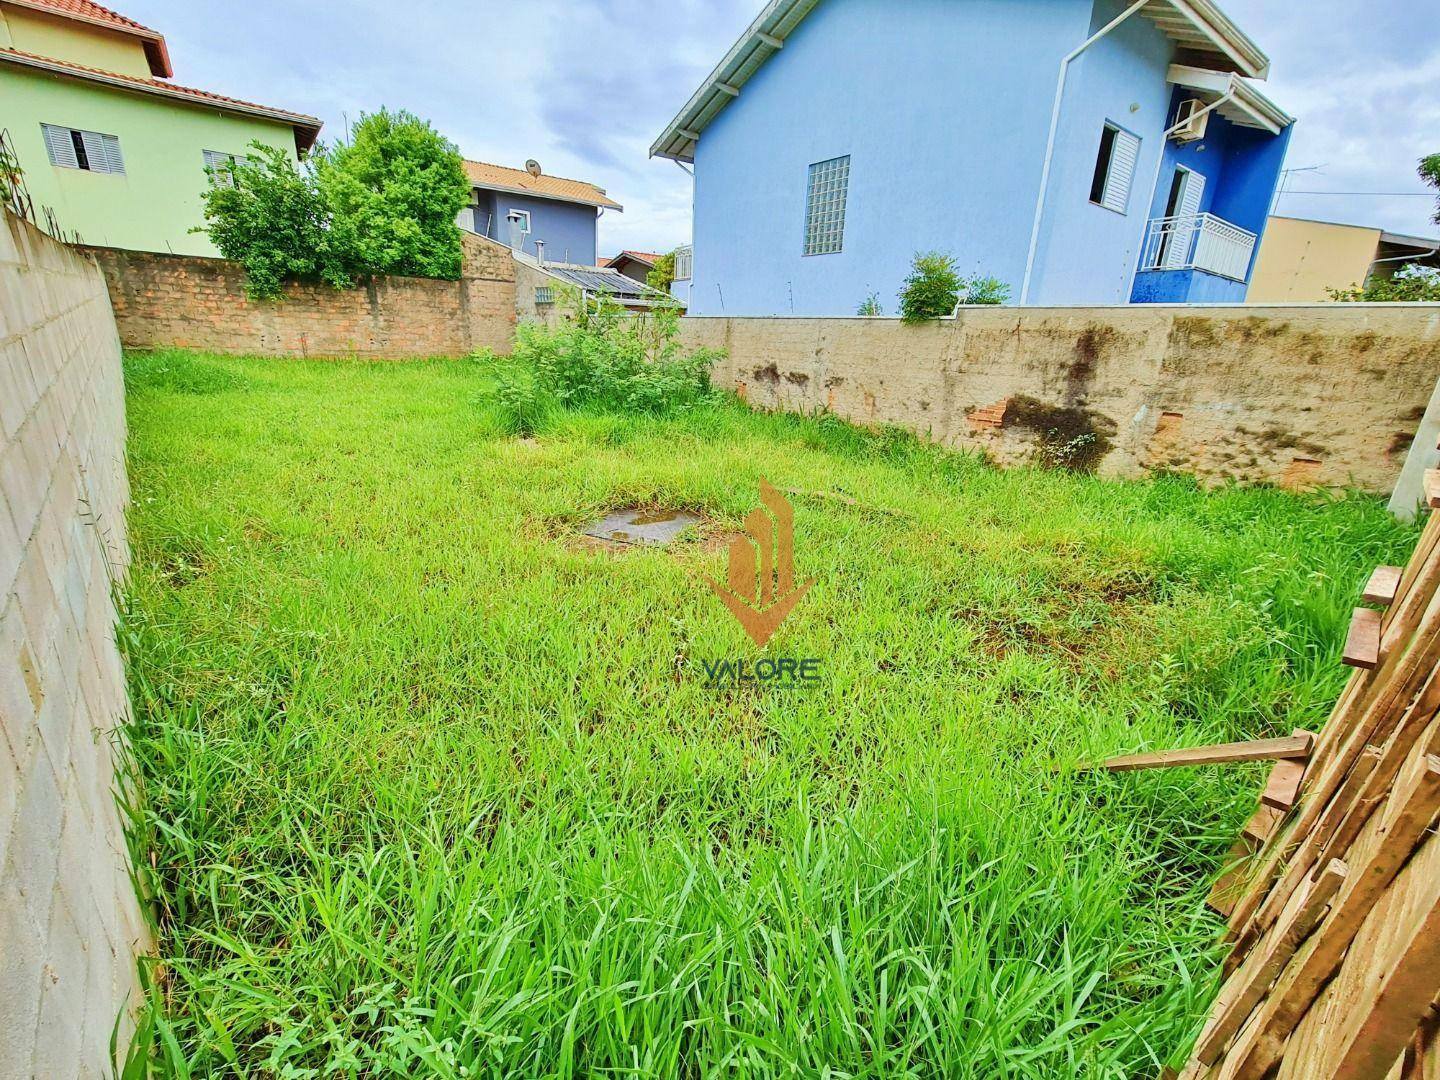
(1088, 122), (1140, 215)
(803, 154), (850, 257)
(40, 124), (125, 175)
(509, 209), (532, 232)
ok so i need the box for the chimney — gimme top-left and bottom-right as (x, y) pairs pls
(534, 239), (545, 266)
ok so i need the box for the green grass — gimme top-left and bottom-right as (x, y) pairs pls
(118, 348), (1417, 1077)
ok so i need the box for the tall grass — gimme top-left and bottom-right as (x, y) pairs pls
(117, 350), (1417, 1076)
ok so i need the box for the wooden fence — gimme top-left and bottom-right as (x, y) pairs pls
(1170, 468), (1440, 1077)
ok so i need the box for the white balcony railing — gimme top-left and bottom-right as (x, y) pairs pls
(1139, 212), (1257, 282)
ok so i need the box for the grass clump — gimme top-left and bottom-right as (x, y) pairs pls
(117, 348), (1418, 1076)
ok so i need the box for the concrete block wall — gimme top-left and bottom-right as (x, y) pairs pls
(1, 210), (147, 1077)
(83, 231), (517, 359)
(680, 306), (1440, 494)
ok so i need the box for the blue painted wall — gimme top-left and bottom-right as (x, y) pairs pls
(1129, 86), (1292, 301)
(465, 188), (602, 265)
(690, 0), (1092, 316)
(1026, 0), (1179, 304)
(1130, 267), (1246, 303)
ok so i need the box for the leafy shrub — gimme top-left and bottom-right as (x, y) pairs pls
(200, 109), (469, 299)
(1328, 264), (1440, 303)
(856, 292), (884, 316)
(482, 299), (718, 434)
(961, 275), (1011, 305)
(898, 252), (963, 323)
(645, 251), (677, 293)
(317, 109), (472, 282)
(200, 144), (338, 298)
(897, 253), (1011, 322)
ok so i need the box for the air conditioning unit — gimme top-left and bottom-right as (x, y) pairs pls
(1171, 97), (1209, 142)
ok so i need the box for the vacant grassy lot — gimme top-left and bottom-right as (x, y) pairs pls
(119, 349), (1416, 1077)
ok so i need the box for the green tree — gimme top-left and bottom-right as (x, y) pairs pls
(199, 143), (338, 299)
(645, 250), (677, 293)
(318, 109), (472, 282)
(1421, 152), (1440, 226)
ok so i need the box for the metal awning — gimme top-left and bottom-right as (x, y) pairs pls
(651, 0), (1271, 163)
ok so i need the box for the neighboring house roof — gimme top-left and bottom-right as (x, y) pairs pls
(651, 0), (1272, 162)
(464, 159), (622, 211)
(1167, 64), (1291, 134)
(4, 0), (172, 76)
(0, 46), (323, 151)
(535, 260), (669, 303)
(605, 250), (661, 272)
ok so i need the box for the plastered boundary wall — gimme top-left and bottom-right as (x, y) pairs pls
(1, 210), (147, 1076)
(82, 231), (518, 359)
(679, 306), (1440, 494)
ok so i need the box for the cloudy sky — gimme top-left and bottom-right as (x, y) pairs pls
(127, 0), (1438, 256)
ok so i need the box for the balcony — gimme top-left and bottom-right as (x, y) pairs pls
(1138, 212), (1257, 283)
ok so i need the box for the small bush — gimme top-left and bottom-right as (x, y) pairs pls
(481, 298), (718, 436)
(856, 292), (884, 316)
(898, 252), (963, 323)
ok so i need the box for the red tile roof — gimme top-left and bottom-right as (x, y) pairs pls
(614, 250), (662, 265)
(463, 159), (622, 211)
(0, 47), (322, 150)
(4, 0), (172, 76)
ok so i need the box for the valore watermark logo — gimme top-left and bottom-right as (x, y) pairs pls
(701, 479), (821, 689)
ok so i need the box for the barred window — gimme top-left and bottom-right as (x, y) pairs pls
(803, 155), (849, 256)
(41, 124), (124, 174)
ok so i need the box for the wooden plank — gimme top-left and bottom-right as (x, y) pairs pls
(1242, 804), (1284, 845)
(1092, 733), (1314, 773)
(1344, 607), (1383, 669)
(1231, 754), (1440, 1078)
(1364, 565), (1404, 607)
(1195, 859), (1348, 1065)
(1208, 837), (1255, 918)
(1261, 758), (1308, 811)
(1426, 468), (1440, 509)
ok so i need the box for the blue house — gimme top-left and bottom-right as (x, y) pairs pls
(651, 0), (1293, 315)
(458, 158), (622, 267)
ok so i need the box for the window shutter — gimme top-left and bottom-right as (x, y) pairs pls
(85, 131), (124, 173)
(1101, 130), (1139, 213)
(203, 149), (235, 186)
(41, 124), (79, 168)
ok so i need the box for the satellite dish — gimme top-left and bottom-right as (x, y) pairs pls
(525, 159), (542, 177)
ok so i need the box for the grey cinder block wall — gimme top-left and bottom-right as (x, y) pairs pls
(0, 210), (148, 1076)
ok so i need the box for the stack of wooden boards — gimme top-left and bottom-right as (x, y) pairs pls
(1095, 470), (1440, 1078)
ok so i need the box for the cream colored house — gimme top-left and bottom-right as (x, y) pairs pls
(1248, 215), (1439, 302)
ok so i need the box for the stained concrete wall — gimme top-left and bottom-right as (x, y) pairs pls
(0, 210), (147, 1076)
(679, 305), (1440, 493)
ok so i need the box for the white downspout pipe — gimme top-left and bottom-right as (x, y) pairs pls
(1020, 0), (1150, 305)
(1128, 88), (1236, 278)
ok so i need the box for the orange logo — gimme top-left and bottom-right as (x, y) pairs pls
(706, 479), (816, 647)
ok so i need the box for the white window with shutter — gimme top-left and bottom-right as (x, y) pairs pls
(41, 124), (124, 174)
(203, 149), (239, 186)
(1088, 123), (1139, 214)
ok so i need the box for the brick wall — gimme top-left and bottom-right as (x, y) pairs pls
(680, 306), (1440, 493)
(83, 231), (517, 359)
(1, 210), (147, 1075)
